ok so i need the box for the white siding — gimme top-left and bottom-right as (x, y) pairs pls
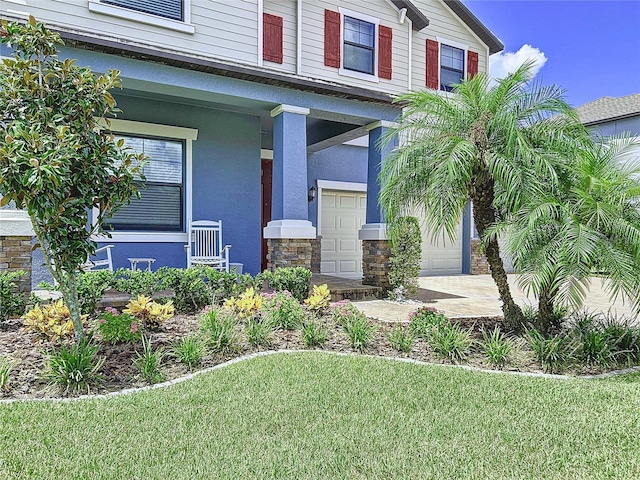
(9, 0), (259, 66)
(410, 0), (488, 91)
(300, 0), (410, 95)
(263, 0), (297, 74)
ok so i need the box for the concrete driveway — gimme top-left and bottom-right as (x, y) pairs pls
(354, 274), (639, 323)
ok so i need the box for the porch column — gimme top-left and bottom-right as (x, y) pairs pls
(264, 105), (316, 270)
(0, 207), (34, 294)
(359, 121), (397, 290)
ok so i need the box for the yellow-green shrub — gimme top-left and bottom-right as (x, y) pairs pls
(224, 287), (263, 319)
(23, 299), (78, 341)
(304, 284), (331, 314)
(123, 294), (175, 329)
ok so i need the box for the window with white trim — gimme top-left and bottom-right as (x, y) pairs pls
(440, 44), (465, 92)
(343, 16), (375, 75)
(102, 0), (183, 21)
(106, 135), (185, 232)
(88, 0), (194, 33)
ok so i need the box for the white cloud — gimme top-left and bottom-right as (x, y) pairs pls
(489, 44), (547, 83)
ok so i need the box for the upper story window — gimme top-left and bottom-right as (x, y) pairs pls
(89, 0), (194, 34)
(103, 0), (183, 21)
(343, 16), (375, 75)
(106, 135), (185, 232)
(440, 44), (464, 92)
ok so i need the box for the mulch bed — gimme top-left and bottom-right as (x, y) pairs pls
(0, 310), (605, 401)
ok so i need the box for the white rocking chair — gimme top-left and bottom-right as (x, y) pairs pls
(81, 244), (114, 272)
(185, 220), (232, 272)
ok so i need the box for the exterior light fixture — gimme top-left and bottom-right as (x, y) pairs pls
(308, 186), (317, 202)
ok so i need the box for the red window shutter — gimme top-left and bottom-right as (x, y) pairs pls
(378, 25), (393, 80)
(426, 39), (439, 90)
(467, 50), (479, 79)
(324, 9), (341, 68)
(263, 13), (283, 64)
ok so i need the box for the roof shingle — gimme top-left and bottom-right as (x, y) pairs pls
(575, 93), (640, 125)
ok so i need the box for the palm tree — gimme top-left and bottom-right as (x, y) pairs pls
(379, 61), (586, 331)
(496, 134), (640, 334)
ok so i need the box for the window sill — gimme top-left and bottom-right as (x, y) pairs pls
(88, 1), (195, 34)
(338, 68), (380, 83)
(93, 232), (189, 243)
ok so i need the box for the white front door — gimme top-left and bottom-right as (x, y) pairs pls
(320, 189), (367, 278)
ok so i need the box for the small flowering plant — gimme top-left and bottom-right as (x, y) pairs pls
(262, 290), (305, 330)
(408, 306), (449, 338)
(330, 300), (361, 326)
(96, 307), (142, 344)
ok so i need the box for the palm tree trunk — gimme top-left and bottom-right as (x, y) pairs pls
(470, 173), (525, 332)
(536, 287), (555, 336)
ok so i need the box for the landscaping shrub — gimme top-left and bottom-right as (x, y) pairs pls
(388, 216), (421, 299)
(245, 318), (275, 347)
(23, 299), (78, 341)
(199, 306), (237, 353)
(112, 269), (162, 297)
(263, 291), (306, 330)
(301, 320), (328, 347)
(171, 335), (205, 369)
(342, 311), (376, 352)
(408, 306), (449, 338)
(123, 295), (174, 330)
(95, 307), (141, 344)
(481, 326), (513, 367)
(304, 284), (331, 315)
(259, 267), (311, 302)
(76, 270), (115, 314)
(388, 326), (414, 353)
(133, 336), (164, 384)
(224, 287), (263, 320)
(426, 322), (472, 362)
(0, 270), (26, 321)
(330, 300), (361, 326)
(44, 335), (104, 393)
(0, 356), (17, 390)
(526, 329), (576, 373)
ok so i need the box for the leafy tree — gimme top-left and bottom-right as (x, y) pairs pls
(388, 216), (421, 299)
(495, 134), (640, 334)
(379, 61), (586, 331)
(0, 17), (144, 339)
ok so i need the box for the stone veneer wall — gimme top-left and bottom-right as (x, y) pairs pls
(310, 237), (321, 274)
(0, 235), (32, 293)
(470, 238), (490, 275)
(267, 238), (313, 270)
(362, 239), (392, 290)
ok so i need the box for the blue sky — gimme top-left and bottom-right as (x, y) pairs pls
(463, 0), (640, 107)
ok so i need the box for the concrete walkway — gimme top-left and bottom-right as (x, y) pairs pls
(354, 274), (639, 323)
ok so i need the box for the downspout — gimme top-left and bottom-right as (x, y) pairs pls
(407, 18), (412, 91)
(296, 0), (303, 75)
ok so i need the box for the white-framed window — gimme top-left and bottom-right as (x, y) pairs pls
(436, 37), (468, 93)
(88, 0), (195, 34)
(94, 119), (197, 243)
(338, 8), (379, 82)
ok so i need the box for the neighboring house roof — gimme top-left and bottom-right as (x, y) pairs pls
(443, 0), (504, 54)
(575, 93), (640, 126)
(389, 0), (503, 54)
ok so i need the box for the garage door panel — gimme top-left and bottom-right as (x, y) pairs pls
(321, 238), (337, 252)
(339, 217), (357, 230)
(339, 195), (357, 208)
(339, 260), (357, 273)
(323, 194), (337, 208)
(339, 238), (358, 252)
(321, 261), (336, 274)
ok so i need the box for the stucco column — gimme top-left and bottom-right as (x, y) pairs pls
(358, 121), (397, 289)
(264, 105), (316, 270)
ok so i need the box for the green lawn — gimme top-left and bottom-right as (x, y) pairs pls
(1, 352), (639, 479)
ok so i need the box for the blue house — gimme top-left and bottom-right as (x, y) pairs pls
(0, 0), (502, 288)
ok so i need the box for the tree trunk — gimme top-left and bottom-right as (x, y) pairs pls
(469, 171), (525, 333)
(536, 287), (555, 336)
(58, 270), (85, 341)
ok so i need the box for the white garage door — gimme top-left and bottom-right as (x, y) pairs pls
(419, 220), (463, 275)
(320, 189), (463, 277)
(320, 190), (366, 278)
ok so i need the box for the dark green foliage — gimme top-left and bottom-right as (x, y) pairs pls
(76, 270), (114, 314)
(408, 306), (449, 338)
(171, 335), (204, 369)
(259, 267), (311, 302)
(426, 322), (472, 362)
(44, 335), (104, 393)
(133, 336), (164, 384)
(481, 326), (513, 367)
(199, 307), (237, 352)
(526, 329), (576, 373)
(95, 308), (142, 344)
(342, 311), (376, 352)
(388, 326), (414, 353)
(112, 269), (163, 297)
(245, 319), (274, 347)
(388, 216), (421, 296)
(0, 270), (26, 321)
(158, 267), (240, 313)
(301, 320), (329, 347)
(263, 291), (305, 330)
